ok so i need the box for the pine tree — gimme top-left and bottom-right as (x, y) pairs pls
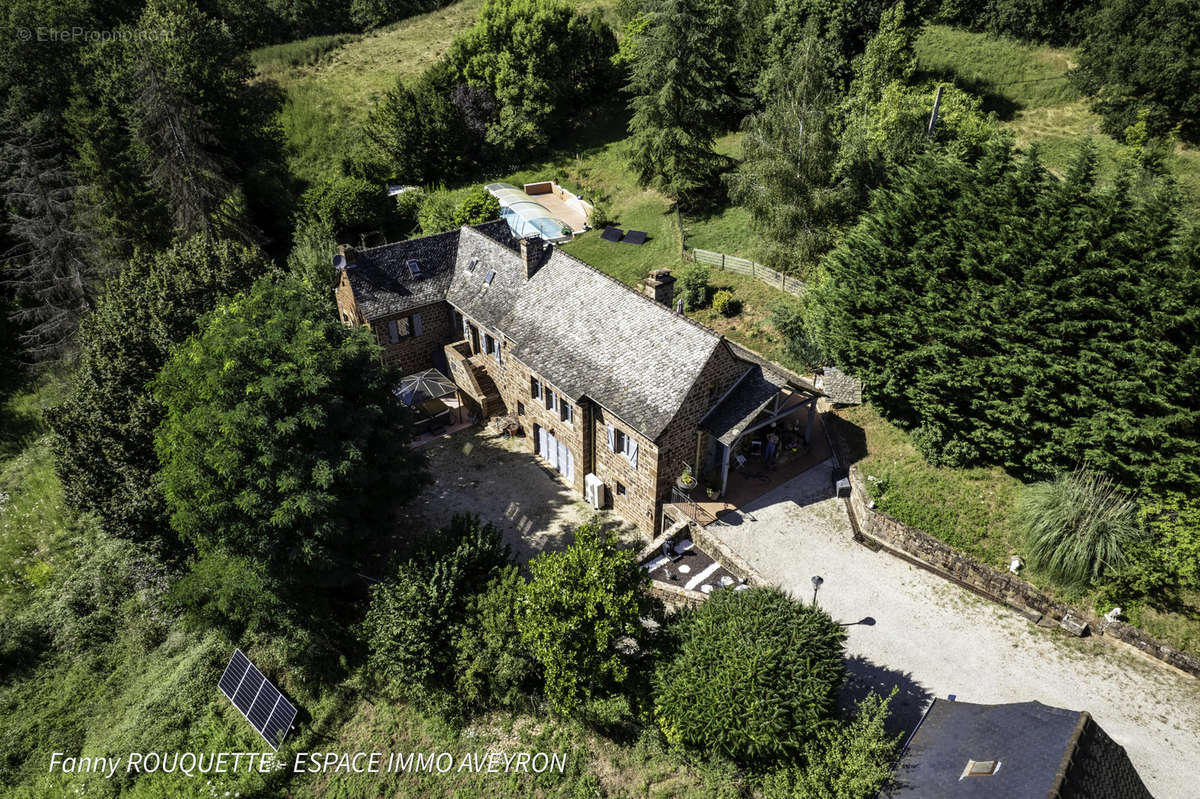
(626, 0), (738, 205)
(0, 123), (107, 365)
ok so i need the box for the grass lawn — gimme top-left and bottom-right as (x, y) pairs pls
(916, 25), (1200, 203)
(837, 404), (1023, 567)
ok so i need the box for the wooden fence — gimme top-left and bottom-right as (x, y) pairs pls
(692, 248), (805, 296)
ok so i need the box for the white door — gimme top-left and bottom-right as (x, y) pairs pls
(560, 445), (574, 482)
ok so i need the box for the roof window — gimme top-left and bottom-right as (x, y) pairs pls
(466, 257), (478, 273)
(485, 270), (496, 286)
(961, 760), (999, 778)
(406, 258), (423, 279)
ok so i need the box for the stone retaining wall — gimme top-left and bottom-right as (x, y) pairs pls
(843, 462), (1200, 680)
(640, 517), (767, 609)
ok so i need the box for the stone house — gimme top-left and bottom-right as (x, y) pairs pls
(333, 220), (819, 536)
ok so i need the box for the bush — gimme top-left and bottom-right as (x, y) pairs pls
(1071, 0), (1200, 142)
(453, 566), (539, 711)
(518, 521), (652, 715)
(711, 289), (741, 317)
(760, 691), (899, 799)
(653, 585), (846, 766)
(588, 199), (613, 228)
(677, 264), (711, 311)
(298, 174), (390, 240)
(452, 186), (501, 226)
(417, 188), (460, 234)
(769, 300), (825, 371)
(394, 188), (424, 234)
(364, 514), (511, 699)
(1017, 469), (1142, 587)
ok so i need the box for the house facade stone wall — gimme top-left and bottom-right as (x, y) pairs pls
(654, 343), (747, 501)
(370, 301), (455, 373)
(592, 405), (659, 537)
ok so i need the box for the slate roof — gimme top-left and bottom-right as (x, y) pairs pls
(699, 364), (789, 445)
(345, 221), (730, 441)
(883, 700), (1089, 799)
(346, 220), (517, 321)
(499, 248), (724, 440)
(820, 366), (862, 405)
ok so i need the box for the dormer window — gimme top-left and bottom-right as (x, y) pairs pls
(406, 259), (422, 279)
(484, 270), (496, 286)
(466, 257), (478, 273)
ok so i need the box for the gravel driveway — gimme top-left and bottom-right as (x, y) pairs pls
(709, 459), (1200, 799)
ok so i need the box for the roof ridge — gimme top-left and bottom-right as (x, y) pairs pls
(545, 247), (722, 344)
(353, 227), (460, 256)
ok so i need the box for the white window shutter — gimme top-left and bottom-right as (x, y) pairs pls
(628, 439), (638, 469)
(606, 424), (615, 451)
(412, 314), (422, 336)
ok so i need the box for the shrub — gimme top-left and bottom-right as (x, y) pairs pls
(394, 188), (424, 235)
(1017, 469), (1142, 587)
(588, 199), (613, 228)
(653, 585), (846, 766)
(417, 187), (459, 234)
(760, 691), (900, 799)
(453, 565), (539, 711)
(364, 514), (511, 699)
(711, 289), (741, 317)
(518, 521), (651, 715)
(298, 174), (390, 239)
(677, 264), (711, 311)
(452, 186), (501, 227)
(770, 300), (825, 371)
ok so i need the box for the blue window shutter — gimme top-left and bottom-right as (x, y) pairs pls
(606, 425), (615, 451)
(412, 314), (422, 337)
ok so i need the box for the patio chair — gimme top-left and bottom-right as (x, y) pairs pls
(734, 453), (747, 470)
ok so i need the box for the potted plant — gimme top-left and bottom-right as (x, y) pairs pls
(676, 464), (697, 491)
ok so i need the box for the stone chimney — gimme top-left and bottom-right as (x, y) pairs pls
(641, 268), (676, 307)
(334, 244), (357, 270)
(520, 236), (548, 280)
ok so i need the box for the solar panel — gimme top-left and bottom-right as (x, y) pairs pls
(623, 230), (648, 245)
(600, 227), (623, 243)
(218, 649), (297, 750)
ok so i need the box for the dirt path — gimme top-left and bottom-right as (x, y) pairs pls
(710, 460), (1200, 799)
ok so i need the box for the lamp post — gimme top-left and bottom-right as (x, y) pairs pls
(811, 575), (824, 607)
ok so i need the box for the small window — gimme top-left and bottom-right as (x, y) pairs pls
(544, 388), (556, 412)
(406, 258), (422, 279)
(560, 402), (573, 425)
(616, 482), (627, 497)
(484, 333), (494, 354)
(387, 319), (399, 343)
(466, 257), (478, 273)
(531, 377), (540, 399)
(962, 761), (999, 778)
(485, 270), (496, 285)
(518, 402), (525, 416)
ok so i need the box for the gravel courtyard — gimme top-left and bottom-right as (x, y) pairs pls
(710, 460), (1200, 799)
(401, 427), (640, 564)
